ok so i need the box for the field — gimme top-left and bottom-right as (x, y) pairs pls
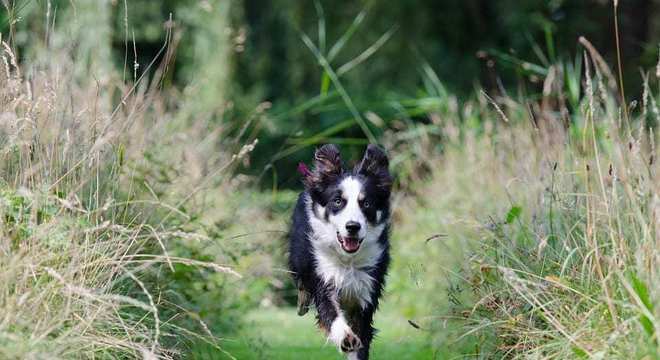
(1, 1), (659, 359)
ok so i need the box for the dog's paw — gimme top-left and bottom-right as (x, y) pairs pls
(340, 331), (362, 353)
(329, 317), (362, 352)
(296, 288), (311, 316)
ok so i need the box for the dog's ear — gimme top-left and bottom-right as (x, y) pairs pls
(303, 144), (343, 190)
(355, 144), (392, 192)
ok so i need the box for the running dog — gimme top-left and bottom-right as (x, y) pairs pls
(288, 144), (392, 360)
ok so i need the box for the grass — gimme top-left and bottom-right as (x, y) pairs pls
(1, 37), (163, 357)
(0, 18), (241, 357)
(191, 307), (437, 360)
(416, 49), (660, 357)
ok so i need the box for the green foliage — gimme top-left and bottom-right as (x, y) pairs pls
(220, 0), (656, 187)
(505, 205), (522, 224)
(3, 0), (643, 190)
(630, 272), (656, 341)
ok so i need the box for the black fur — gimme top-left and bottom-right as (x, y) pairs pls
(288, 144), (392, 360)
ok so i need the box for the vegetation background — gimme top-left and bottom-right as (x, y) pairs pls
(0, 0), (658, 359)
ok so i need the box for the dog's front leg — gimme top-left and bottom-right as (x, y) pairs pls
(353, 308), (375, 360)
(314, 284), (362, 353)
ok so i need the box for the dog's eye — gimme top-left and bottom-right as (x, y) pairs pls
(363, 200), (371, 208)
(333, 198), (343, 207)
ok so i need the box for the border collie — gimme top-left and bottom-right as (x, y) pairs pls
(288, 144), (392, 360)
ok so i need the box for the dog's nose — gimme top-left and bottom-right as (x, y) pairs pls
(345, 221), (361, 235)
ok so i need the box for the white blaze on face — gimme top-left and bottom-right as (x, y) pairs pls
(330, 177), (367, 240)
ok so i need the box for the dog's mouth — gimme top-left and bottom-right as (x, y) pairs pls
(337, 233), (363, 253)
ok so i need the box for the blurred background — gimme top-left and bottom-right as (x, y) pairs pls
(1, 1), (658, 359)
(3, 0), (659, 187)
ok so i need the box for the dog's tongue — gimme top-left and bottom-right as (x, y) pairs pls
(342, 237), (360, 252)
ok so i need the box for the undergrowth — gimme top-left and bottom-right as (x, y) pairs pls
(407, 49), (660, 358)
(0, 23), (244, 357)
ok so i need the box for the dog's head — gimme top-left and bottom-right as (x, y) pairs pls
(301, 144), (392, 254)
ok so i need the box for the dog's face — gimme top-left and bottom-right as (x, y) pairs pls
(302, 144), (392, 255)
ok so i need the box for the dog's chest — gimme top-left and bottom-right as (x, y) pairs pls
(313, 249), (379, 309)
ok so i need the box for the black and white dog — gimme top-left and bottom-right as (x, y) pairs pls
(288, 144), (392, 360)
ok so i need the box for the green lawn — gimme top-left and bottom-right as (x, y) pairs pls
(190, 307), (444, 359)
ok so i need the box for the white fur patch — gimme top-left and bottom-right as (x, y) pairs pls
(341, 177), (362, 199)
(329, 314), (351, 346)
(304, 178), (387, 309)
(347, 352), (359, 360)
(331, 177), (367, 240)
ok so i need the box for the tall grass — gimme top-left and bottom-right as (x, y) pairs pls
(0, 23), (242, 357)
(1, 34), (157, 357)
(404, 48), (659, 357)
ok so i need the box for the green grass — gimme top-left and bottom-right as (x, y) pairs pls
(191, 307), (441, 359)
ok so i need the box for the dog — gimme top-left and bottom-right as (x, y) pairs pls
(288, 144), (392, 360)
